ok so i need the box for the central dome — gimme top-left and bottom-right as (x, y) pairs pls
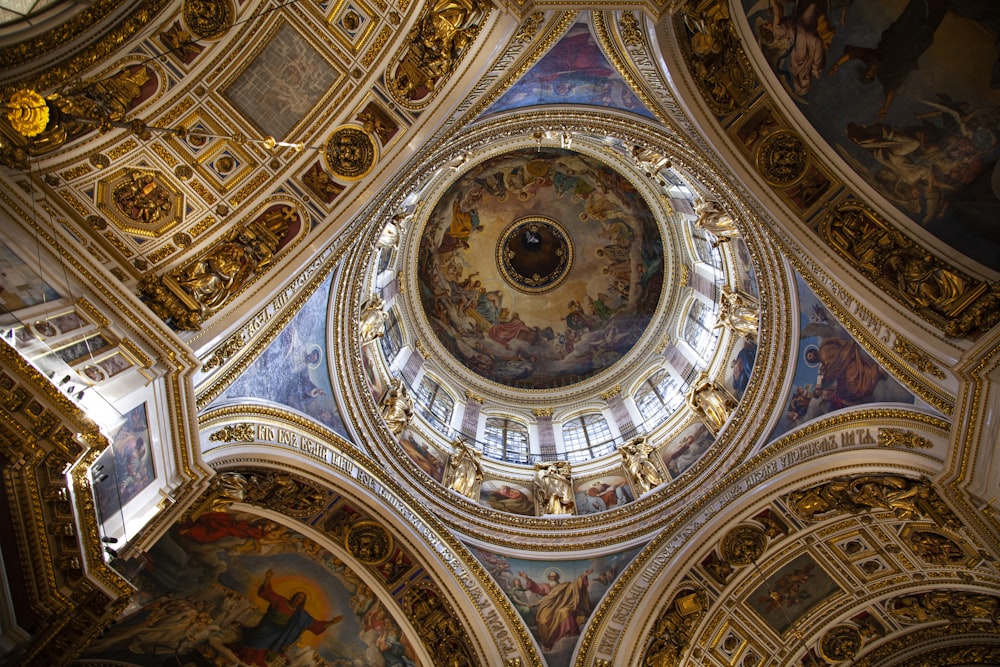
(416, 147), (664, 390)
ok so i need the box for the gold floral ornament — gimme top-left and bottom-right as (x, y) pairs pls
(819, 626), (863, 662)
(5, 89), (49, 137)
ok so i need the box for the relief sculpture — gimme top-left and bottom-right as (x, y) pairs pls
(139, 205), (295, 330)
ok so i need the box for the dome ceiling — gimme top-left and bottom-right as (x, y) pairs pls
(416, 146), (664, 390)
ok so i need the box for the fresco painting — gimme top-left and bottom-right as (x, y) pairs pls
(770, 271), (914, 440)
(221, 274), (350, 440)
(742, 0), (1000, 269)
(659, 422), (715, 477)
(470, 545), (643, 667)
(733, 237), (759, 298)
(748, 552), (841, 634)
(417, 147), (664, 390)
(574, 474), (634, 515)
(94, 403), (155, 524)
(82, 510), (421, 666)
(224, 23), (339, 139)
(398, 430), (447, 483)
(0, 241), (60, 312)
(488, 22), (653, 118)
(479, 479), (536, 516)
(725, 338), (758, 400)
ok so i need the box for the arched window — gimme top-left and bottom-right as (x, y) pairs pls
(562, 413), (615, 462)
(689, 220), (723, 269)
(379, 308), (402, 360)
(683, 299), (718, 361)
(635, 368), (684, 424)
(483, 417), (529, 464)
(416, 375), (454, 434)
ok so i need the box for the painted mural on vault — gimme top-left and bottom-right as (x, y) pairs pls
(487, 21), (654, 118)
(219, 274), (349, 439)
(741, 0), (1000, 269)
(769, 271), (914, 440)
(470, 544), (644, 667)
(417, 147), (664, 389)
(0, 241), (60, 311)
(81, 510), (421, 666)
(747, 552), (841, 634)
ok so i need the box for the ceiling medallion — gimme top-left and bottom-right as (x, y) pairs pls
(344, 520), (393, 565)
(497, 216), (572, 294)
(324, 126), (377, 181)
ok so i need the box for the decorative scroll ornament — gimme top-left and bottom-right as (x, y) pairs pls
(209, 423), (255, 442)
(893, 336), (946, 379)
(5, 89), (48, 137)
(402, 585), (477, 666)
(877, 427), (932, 449)
(719, 524), (767, 566)
(139, 205), (295, 330)
(513, 12), (544, 43)
(533, 460), (575, 515)
(620, 436), (664, 496)
(201, 332), (246, 371)
(619, 11), (643, 47)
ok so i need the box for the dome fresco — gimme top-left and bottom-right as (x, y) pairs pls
(416, 147), (664, 390)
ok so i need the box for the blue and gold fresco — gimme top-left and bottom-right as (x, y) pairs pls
(487, 22), (654, 118)
(218, 274), (350, 440)
(470, 544), (644, 667)
(770, 271), (914, 441)
(741, 0), (1000, 269)
(82, 510), (421, 666)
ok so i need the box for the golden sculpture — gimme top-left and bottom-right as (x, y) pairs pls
(620, 436), (663, 495)
(533, 460), (575, 515)
(903, 528), (967, 566)
(359, 294), (390, 345)
(388, 0), (486, 104)
(719, 524), (766, 566)
(139, 205), (293, 330)
(377, 214), (405, 249)
(715, 286), (759, 341)
(693, 200), (739, 243)
(888, 591), (999, 624)
(445, 438), (483, 498)
(643, 588), (707, 667)
(685, 372), (735, 435)
(182, 0), (233, 39)
(112, 170), (173, 224)
(379, 378), (414, 436)
(324, 126), (377, 180)
(1, 66), (150, 168)
(818, 626), (864, 662)
(785, 475), (961, 529)
(755, 130), (808, 186)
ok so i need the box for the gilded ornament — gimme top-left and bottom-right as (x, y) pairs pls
(242, 470), (329, 517)
(715, 286), (759, 341)
(694, 200), (739, 243)
(877, 427), (931, 449)
(644, 587), (707, 667)
(674, 2), (758, 116)
(90, 153), (111, 168)
(513, 12), (544, 43)
(888, 591), (999, 624)
(785, 474), (962, 529)
(892, 336), (945, 378)
(345, 520), (393, 564)
(756, 130), (808, 186)
(1, 67), (151, 168)
(208, 423), (256, 442)
(619, 11), (643, 47)
(818, 625), (863, 662)
(387, 0), (487, 106)
(719, 524), (766, 566)
(182, 0), (234, 39)
(402, 585), (476, 665)
(202, 333), (245, 371)
(111, 170), (176, 227)
(901, 526), (968, 566)
(6, 89), (49, 137)
(359, 294), (390, 344)
(175, 164), (193, 180)
(324, 126), (377, 180)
